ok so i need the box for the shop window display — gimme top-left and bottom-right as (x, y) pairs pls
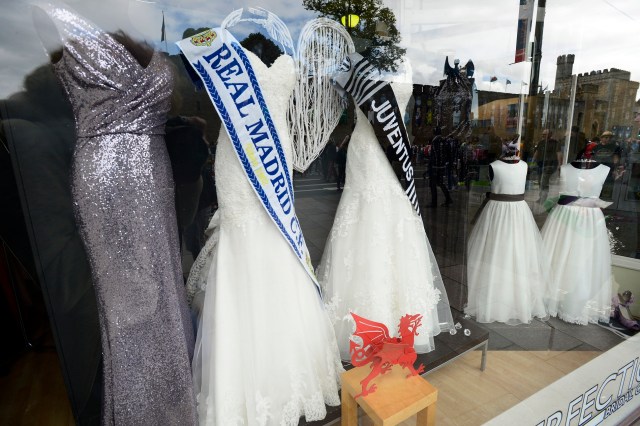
(1, 0), (639, 425)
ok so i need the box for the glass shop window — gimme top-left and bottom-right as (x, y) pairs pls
(1, 0), (639, 425)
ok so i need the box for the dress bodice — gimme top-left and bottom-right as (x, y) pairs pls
(490, 160), (527, 195)
(559, 164), (610, 198)
(47, 6), (173, 138)
(215, 51), (296, 224)
(346, 82), (413, 195)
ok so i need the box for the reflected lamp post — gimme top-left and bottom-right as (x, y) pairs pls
(341, 14), (360, 29)
(340, 1), (360, 33)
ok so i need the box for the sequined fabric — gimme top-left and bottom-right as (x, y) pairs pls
(45, 5), (197, 425)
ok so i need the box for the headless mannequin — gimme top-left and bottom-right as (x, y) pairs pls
(489, 153), (520, 180)
(470, 151), (524, 225)
(28, 3), (154, 423)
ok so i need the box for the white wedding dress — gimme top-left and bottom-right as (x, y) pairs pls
(541, 163), (612, 324)
(187, 51), (342, 426)
(317, 82), (454, 359)
(465, 160), (549, 324)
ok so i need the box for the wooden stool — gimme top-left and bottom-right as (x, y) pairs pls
(341, 365), (438, 426)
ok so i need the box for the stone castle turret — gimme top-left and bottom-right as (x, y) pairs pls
(555, 54), (575, 83)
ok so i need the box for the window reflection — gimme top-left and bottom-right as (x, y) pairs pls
(1, 0), (640, 423)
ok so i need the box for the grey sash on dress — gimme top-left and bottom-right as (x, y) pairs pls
(471, 192), (526, 225)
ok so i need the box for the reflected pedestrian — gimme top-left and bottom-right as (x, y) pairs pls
(426, 134), (453, 207)
(532, 129), (562, 203)
(335, 135), (349, 191)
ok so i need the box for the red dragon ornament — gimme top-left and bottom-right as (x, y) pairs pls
(349, 312), (425, 399)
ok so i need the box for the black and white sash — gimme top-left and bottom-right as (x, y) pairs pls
(177, 28), (319, 293)
(332, 53), (420, 216)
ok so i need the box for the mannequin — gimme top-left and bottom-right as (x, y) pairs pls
(466, 135), (549, 324)
(571, 157), (600, 169)
(489, 137), (520, 179)
(182, 10), (344, 425)
(541, 157), (612, 325)
(32, 3), (198, 424)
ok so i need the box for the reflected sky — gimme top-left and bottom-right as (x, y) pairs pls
(1, 0), (639, 99)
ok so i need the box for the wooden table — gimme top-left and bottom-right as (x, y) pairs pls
(341, 365), (438, 426)
(302, 317), (489, 426)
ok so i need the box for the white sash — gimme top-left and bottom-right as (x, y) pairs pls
(177, 28), (319, 292)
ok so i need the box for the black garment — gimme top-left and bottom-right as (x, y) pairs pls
(592, 142), (622, 199)
(184, 162), (217, 258)
(569, 131), (588, 161)
(165, 117), (210, 247)
(592, 142), (622, 167)
(335, 146), (347, 189)
(429, 167), (451, 206)
(459, 142), (479, 189)
(165, 116), (209, 185)
(322, 143), (337, 181)
(533, 136), (561, 192)
(1, 64), (101, 423)
(428, 136), (452, 205)
(445, 136), (460, 189)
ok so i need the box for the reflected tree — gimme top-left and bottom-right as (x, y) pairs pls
(182, 27), (210, 38)
(303, 0), (405, 72)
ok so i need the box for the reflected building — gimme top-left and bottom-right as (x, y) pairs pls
(553, 54), (639, 140)
(475, 92), (521, 135)
(470, 54), (639, 151)
(411, 57), (475, 143)
(634, 99), (640, 139)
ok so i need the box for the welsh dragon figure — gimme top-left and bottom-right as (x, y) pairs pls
(349, 313), (425, 399)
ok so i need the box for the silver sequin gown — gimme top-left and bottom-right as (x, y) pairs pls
(43, 5), (197, 425)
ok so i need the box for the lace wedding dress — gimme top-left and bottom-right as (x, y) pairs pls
(542, 164), (612, 324)
(317, 82), (454, 359)
(187, 51), (342, 426)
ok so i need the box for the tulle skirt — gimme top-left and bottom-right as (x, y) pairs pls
(541, 205), (612, 324)
(188, 213), (342, 426)
(466, 200), (549, 324)
(318, 186), (455, 360)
